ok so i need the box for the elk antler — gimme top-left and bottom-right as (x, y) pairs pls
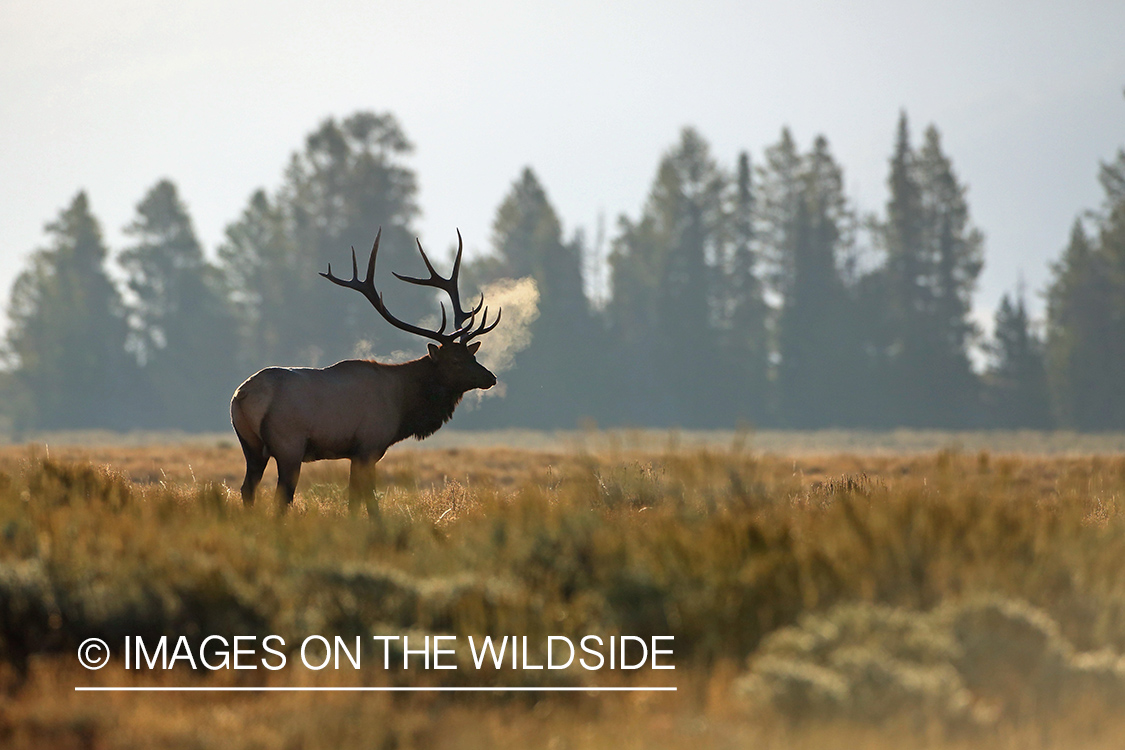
(392, 230), (482, 332)
(391, 230), (502, 342)
(320, 228), (500, 345)
(460, 305), (502, 343)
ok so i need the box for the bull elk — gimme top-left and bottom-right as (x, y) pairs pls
(230, 229), (500, 512)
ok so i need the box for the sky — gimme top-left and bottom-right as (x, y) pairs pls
(2, 0), (1123, 338)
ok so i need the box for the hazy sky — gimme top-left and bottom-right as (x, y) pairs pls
(2, 0), (1122, 337)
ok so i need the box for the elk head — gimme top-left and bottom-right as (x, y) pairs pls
(320, 229), (500, 392)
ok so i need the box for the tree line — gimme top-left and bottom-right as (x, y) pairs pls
(3, 110), (1124, 432)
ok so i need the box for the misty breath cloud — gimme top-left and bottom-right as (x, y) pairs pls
(476, 277), (539, 377)
(350, 277), (538, 379)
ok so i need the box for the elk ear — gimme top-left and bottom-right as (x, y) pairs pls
(427, 343), (440, 360)
(467, 341), (481, 355)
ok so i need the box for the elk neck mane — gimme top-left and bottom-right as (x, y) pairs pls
(380, 356), (465, 443)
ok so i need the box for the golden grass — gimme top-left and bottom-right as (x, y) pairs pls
(2, 436), (1125, 748)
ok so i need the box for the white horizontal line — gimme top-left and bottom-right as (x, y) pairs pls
(75, 686), (676, 692)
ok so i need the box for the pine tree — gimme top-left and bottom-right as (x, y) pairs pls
(716, 151), (770, 423)
(463, 168), (596, 427)
(487, 168), (586, 313)
(4, 193), (137, 429)
(773, 135), (859, 426)
(607, 128), (728, 425)
(877, 114), (984, 426)
(286, 112), (421, 361)
(1096, 151), (1125, 423)
(985, 288), (1050, 428)
(221, 112), (421, 370)
(219, 190), (305, 367)
(607, 210), (671, 423)
(915, 125), (984, 422)
(1046, 161), (1125, 430)
(879, 112), (929, 423)
(757, 127), (804, 294)
(1047, 221), (1100, 427)
(120, 180), (239, 429)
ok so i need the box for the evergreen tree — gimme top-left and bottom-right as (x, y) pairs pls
(120, 180), (240, 429)
(1097, 151), (1125, 386)
(773, 135), (860, 426)
(1047, 221), (1102, 427)
(756, 128), (804, 294)
(715, 151), (770, 423)
(1046, 151), (1125, 430)
(915, 125), (984, 421)
(286, 112), (421, 361)
(607, 128), (728, 425)
(220, 190), (306, 367)
(607, 210), (671, 423)
(4, 193), (137, 429)
(879, 112), (929, 423)
(884, 113), (926, 315)
(985, 288), (1050, 428)
(877, 114), (984, 426)
(220, 112), (421, 370)
(463, 168), (596, 427)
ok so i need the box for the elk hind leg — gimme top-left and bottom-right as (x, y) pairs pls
(237, 435), (268, 506)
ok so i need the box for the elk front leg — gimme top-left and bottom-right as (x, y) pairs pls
(349, 457), (381, 518)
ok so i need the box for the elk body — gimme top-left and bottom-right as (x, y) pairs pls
(231, 229), (499, 511)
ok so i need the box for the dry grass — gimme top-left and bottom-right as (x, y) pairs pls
(2, 435), (1125, 748)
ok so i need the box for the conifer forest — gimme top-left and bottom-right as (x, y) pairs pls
(5, 110), (1124, 434)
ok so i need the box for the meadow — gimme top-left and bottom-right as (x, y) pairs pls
(2, 430), (1125, 749)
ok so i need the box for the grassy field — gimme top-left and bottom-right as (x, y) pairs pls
(2, 431), (1125, 748)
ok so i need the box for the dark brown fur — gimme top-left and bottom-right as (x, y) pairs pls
(391, 357), (465, 443)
